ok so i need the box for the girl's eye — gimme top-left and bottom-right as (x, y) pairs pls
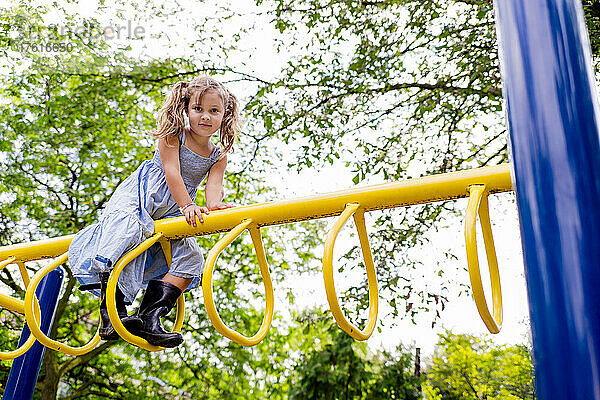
(211, 108), (219, 113)
(194, 107), (201, 111)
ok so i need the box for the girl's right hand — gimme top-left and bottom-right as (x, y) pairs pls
(184, 204), (209, 227)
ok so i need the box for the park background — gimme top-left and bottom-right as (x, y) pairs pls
(0, 0), (598, 398)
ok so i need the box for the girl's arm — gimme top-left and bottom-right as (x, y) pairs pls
(159, 136), (209, 226)
(205, 155), (232, 210)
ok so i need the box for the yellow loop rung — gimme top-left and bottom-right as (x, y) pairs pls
(0, 257), (43, 360)
(17, 261), (31, 288)
(465, 184), (503, 333)
(0, 300), (41, 360)
(0, 293), (24, 315)
(202, 219), (274, 347)
(323, 203), (378, 341)
(0, 259), (36, 315)
(0, 259), (34, 314)
(0, 259), (40, 359)
(0, 257), (23, 313)
(159, 238), (173, 266)
(107, 233), (185, 351)
(0, 256), (16, 271)
(24, 252), (101, 355)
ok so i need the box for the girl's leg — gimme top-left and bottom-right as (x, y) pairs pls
(98, 272), (143, 340)
(135, 238), (202, 347)
(136, 279), (184, 347)
(161, 273), (192, 291)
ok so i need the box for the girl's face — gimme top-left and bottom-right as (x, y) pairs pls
(187, 89), (225, 138)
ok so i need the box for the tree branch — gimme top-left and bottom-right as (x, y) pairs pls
(58, 341), (114, 379)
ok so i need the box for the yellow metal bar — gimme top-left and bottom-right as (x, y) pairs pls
(159, 238), (172, 266)
(17, 262), (30, 288)
(0, 236), (73, 263)
(0, 325), (38, 360)
(0, 260), (40, 318)
(155, 238), (186, 336)
(464, 185), (503, 333)
(24, 253), (102, 355)
(322, 204), (379, 340)
(0, 256), (16, 271)
(0, 164), (512, 261)
(202, 220), (275, 346)
(0, 297), (41, 360)
(107, 233), (185, 351)
(0, 258), (44, 360)
(0, 293), (24, 315)
(0, 164), (513, 351)
(158, 164), (512, 240)
(0, 257), (24, 314)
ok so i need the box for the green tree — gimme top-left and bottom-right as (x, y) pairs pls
(250, 0), (506, 327)
(369, 348), (423, 400)
(583, 0), (600, 67)
(289, 323), (373, 399)
(2, 0), (593, 397)
(250, 0), (600, 327)
(0, 2), (325, 398)
(288, 315), (423, 400)
(425, 332), (535, 400)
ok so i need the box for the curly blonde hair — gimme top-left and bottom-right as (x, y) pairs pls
(152, 76), (241, 156)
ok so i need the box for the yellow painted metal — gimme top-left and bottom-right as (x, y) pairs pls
(0, 258), (24, 314)
(202, 219), (275, 346)
(464, 185), (503, 333)
(156, 237), (186, 336)
(0, 163), (514, 352)
(17, 262), (31, 287)
(0, 257), (43, 360)
(0, 257), (16, 270)
(0, 328), (37, 360)
(0, 293), (24, 315)
(323, 204), (378, 340)
(0, 257), (24, 313)
(0, 164), (512, 261)
(0, 300), (40, 360)
(0, 259), (37, 316)
(157, 164), (512, 240)
(24, 253), (102, 355)
(0, 235), (73, 263)
(107, 233), (185, 351)
(159, 238), (172, 266)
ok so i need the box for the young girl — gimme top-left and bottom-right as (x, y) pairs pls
(69, 76), (240, 348)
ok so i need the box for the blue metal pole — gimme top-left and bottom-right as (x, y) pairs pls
(494, 0), (600, 399)
(3, 268), (64, 400)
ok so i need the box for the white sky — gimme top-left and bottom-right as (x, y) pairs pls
(5, 0), (532, 358)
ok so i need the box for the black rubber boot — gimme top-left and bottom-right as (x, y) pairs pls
(136, 280), (183, 348)
(99, 273), (144, 341)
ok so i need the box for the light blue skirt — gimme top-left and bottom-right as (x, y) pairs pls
(68, 159), (205, 304)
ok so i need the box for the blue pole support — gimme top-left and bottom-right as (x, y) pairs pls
(494, 0), (600, 399)
(3, 268), (64, 400)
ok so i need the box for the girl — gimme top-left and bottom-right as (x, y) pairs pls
(69, 76), (240, 348)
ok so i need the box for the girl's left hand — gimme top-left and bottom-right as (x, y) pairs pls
(208, 202), (234, 211)
(184, 204), (209, 227)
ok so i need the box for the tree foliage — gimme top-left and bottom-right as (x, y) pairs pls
(583, 0), (600, 67)
(248, 0), (511, 327)
(425, 332), (535, 400)
(287, 326), (536, 400)
(288, 315), (423, 400)
(251, 0), (600, 331)
(0, 2), (323, 398)
(1, 0), (596, 397)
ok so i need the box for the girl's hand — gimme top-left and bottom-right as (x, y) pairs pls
(208, 202), (234, 211)
(184, 204), (209, 227)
